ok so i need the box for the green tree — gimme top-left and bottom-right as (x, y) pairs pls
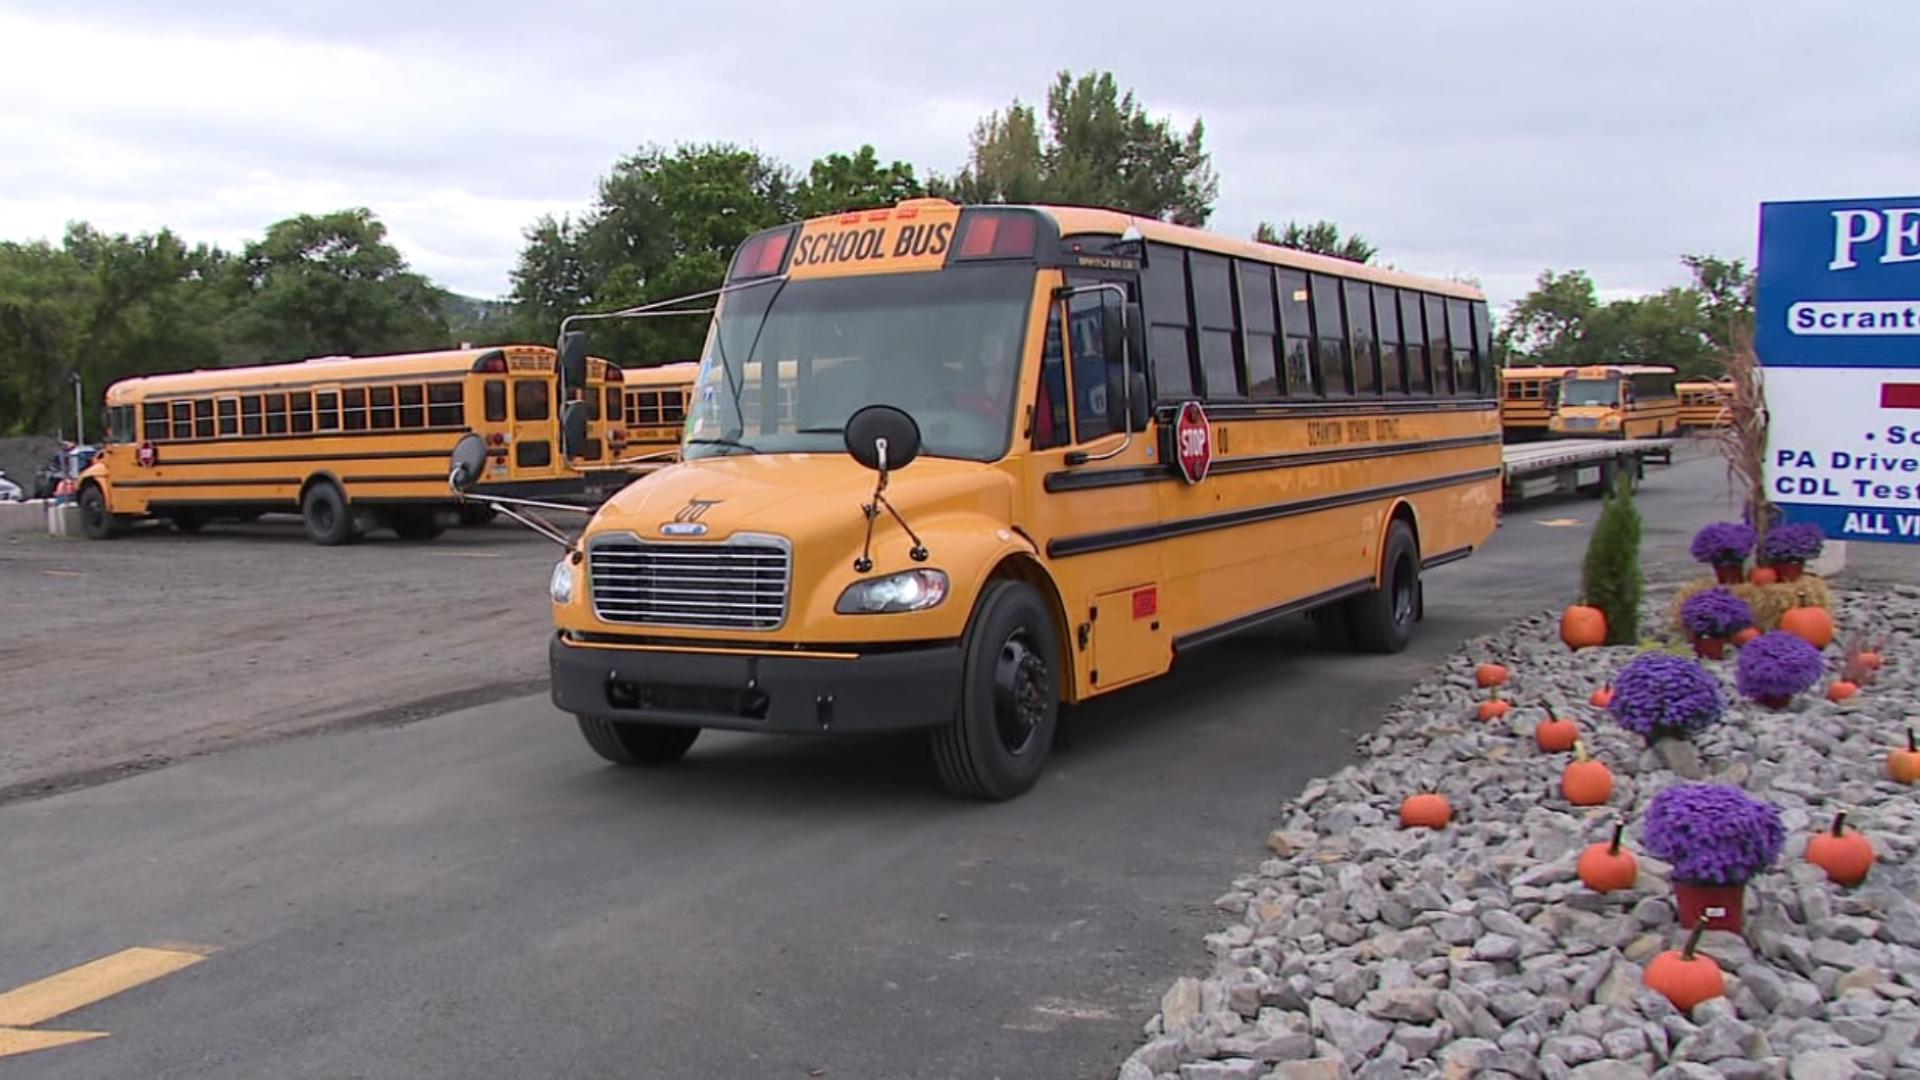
(1581, 287), (1716, 376)
(1581, 471), (1643, 645)
(795, 146), (924, 218)
(1681, 253), (1755, 356)
(940, 71), (1217, 225)
(1253, 220), (1376, 263)
(224, 209), (447, 362)
(1503, 269), (1600, 366)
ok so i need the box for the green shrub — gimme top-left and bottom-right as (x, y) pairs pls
(1582, 471), (1643, 645)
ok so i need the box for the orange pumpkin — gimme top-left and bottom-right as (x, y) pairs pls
(1475, 663), (1510, 689)
(1858, 650), (1884, 670)
(1561, 605), (1608, 651)
(1400, 793), (1452, 829)
(1562, 741), (1614, 806)
(1891, 729), (1920, 786)
(1478, 699), (1513, 723)
(1590, 686), (1615, 709)
(1577, 821), (1639, 893)
(1827, 681), (1859, 703)
(1732, 627), (1762, 647)
(1749, 566), (1779, 585)
(1644, 919), (1726, 1013)
(1807, 812), (1874, 886)
(1535, 715), (1579, 753)
(1780, 606), (1834, 650)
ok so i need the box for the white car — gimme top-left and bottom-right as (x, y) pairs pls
(0, 471), (23, 502)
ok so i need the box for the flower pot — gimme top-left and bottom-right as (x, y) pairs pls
(1674, 880), (1746, 933)
(1713, 562), (1746, 585)
(1692, 636), (1727, 660)
(1774, 560), (1804, 582)
(1758, 694), (1792, 709)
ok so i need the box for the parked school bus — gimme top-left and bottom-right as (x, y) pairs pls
(617, 361), (699, 460)
(1499, 366), (1572, 441)
(1547, 364), (1680, 439)
(79, 345), (616, 544)
(527, 199), (1502, 799)
(1677, 379), (1732, 431)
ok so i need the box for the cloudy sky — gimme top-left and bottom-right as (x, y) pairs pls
(1, 1), (1912, 310)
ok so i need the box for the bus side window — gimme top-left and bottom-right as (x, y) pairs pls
(316, 391), (340, 431)
(663, 390), (685, 423)
(144, 402), (169, 441)
(216, 398), (238, 437)
(369, 386), (396, 429)
(195, 399), (216, 439)
(514, 380), (549, 421)
(291, 392), (315, 433)
(1423, 294), (1451, 395)
(1143, 242), (1195, 401)
(265, 393), (288, 435)
(1032, 307), (1070, 450)
(1446, 298), (1473, 396)
(1276, 269), (1315, 398)
(1308, 273), (1349, 397)
(1373, 284), (1403, 395)
(399, 384), (425, 428)
(241, 394), (264, 436)
(1068, 293), (1117, 442)
(1470, 301), (1494, 396)
(1344, 279), (1378, 397)
(1400, 289), (1430, 396)
(1190, 252), (1242, 400)
(427, 383), (463, 427)
(342, 387), (368, 431)
(484, 380), (507, 423)
(1237, 262), (1281, 400)
(605, 387), (621, 425)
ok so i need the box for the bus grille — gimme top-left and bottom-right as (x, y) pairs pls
(1562, 417), (1599, 431)
(589, 539), (790, 630)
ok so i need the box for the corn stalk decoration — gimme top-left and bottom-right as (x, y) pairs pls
(1714, 328), (1774, 549)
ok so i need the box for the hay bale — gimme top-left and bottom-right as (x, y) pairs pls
(1668, 574), (1835, 635)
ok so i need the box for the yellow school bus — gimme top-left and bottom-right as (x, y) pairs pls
(617, 361), (699, 459)
(1547, 364), (1680, 439)
(540, 199), (1501, 798)
(1499, 366), (1572, 440)
(1677, 379), (1732, 431)
(80, 345), (608, 544)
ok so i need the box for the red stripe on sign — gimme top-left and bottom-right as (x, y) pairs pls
(1881, 383), (1920, 409)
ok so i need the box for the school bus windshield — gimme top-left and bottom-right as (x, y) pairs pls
(1560, 378), (1619, 407)
(687, 264), (1031, 462)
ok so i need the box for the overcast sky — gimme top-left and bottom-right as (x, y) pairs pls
(2, 2), (1912, 311)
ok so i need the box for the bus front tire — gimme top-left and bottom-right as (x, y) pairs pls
(78, 485), (116, 540)
(302, 482), (356, 546)
(931, 580), (1060, 801)
(1346, 520), (1420, 654)
(576, 715), (700, 766)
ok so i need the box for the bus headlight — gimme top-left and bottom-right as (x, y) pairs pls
(836, 569), (949, 614)
(1602, 415), (1621, 428)
(550, 558), (575, 604)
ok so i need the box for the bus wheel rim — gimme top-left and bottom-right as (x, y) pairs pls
(991, 633), (1047, 757)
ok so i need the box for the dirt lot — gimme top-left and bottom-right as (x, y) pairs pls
(0, 515), (559, 801)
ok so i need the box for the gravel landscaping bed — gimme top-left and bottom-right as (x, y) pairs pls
(1119, 584), (1920, 1080)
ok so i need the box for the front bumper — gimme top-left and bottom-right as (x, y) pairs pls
(549, 633), (963, 734)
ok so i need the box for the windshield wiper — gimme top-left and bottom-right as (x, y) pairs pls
(794, 426), (843, 435)
(685, 435), (761, 455)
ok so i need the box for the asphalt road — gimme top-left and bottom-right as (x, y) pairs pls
(0, 449), (1733, 1080)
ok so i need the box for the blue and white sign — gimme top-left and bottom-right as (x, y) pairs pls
(1758, 196), (1920, 544)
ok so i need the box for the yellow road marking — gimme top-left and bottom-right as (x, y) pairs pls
(440, 551), (502, 558)
(0, 945), (208, 1060)
(1537, 518), (1582, 527)
(43, 569), (85, 577)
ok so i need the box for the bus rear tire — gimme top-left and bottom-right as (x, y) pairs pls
(930, 580), (1060, 801)
(1346, 520), (1420, 654)
(389, 509), (444, 541)
(457, 504), (497, 527)
(78, 484), (116, 540)
(302, 481), (355, 546)
(576, 715), (699, 766)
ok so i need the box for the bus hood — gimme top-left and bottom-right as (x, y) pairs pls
(589, 454), (1015, 553)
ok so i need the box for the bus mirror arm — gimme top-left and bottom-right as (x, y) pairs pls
(445, 432), (591, 555)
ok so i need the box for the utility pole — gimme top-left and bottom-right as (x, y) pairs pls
(72, 372), (84, 445)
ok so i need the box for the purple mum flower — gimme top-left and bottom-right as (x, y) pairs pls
(1609, 652), (1725, 739)
(1642, 783), (1785, 885)
(1734, 631), (1823, 702)
(1681, 589), (1754, 638)
(1760, 522), (1825, 563)
(1689, 522), (1755, 565)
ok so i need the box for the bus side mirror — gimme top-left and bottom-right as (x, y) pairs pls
(449, 433), (487, 493)
(1100, 292), (1126, 362)
(561, 400), (591, 458)
(844, 405), (921, 473)
(558, 330), (589, 390)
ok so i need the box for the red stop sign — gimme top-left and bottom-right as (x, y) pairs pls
(136, 441), (157, 468)
(1173, 400), (1211, 484)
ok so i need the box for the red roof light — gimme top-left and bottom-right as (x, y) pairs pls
(955, 211), (1038, 259)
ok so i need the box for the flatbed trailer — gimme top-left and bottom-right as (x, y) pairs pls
(1501, 437), (1675, 504)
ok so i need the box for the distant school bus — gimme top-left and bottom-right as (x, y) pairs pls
(1677, 379), (1732, 431)
(79, 345), (614, 544)
(538, 198), (1502, 799)
(617, 361), (700, 459)
(1499, 366), (1572, 440)
(1548, 364), (1680, 439)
